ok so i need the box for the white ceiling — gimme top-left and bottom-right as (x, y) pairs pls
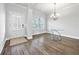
(33, 3), (70, 14)
(15, 3), (77, 15)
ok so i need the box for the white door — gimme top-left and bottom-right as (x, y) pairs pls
(7, 11), (25, 38)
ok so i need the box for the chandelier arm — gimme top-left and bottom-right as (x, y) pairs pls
(54, 3), (56, 16)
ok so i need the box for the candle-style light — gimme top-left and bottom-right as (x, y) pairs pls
(50, 3), (59, 20)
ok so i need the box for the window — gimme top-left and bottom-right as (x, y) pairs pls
(32, 16), (45, 34)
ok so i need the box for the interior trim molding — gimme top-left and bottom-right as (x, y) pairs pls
(0, 39), (6, 54)
(6, 35), (27, 40)
(6, 32), (79, 40)
(32, 32), (46, 36)
(47, 31), (79, 39)
(61, 34), (79, 40)
(27, 36), (33, 39)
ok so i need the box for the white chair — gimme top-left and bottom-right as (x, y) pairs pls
(50, 29), (62, 41)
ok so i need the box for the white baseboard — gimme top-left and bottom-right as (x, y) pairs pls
(61, 34), (79, 39)
(0, 39), (6, 54)
(46, 31), (79, 39)
(27, 36), (33, 39)
(6, 35), (27, 40)
(6, 32), (79, 40)
(32, 32), (46, 35)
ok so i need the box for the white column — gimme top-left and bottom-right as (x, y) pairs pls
(26, 8), (33, 39)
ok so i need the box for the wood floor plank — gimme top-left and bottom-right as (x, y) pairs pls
(3, 33), (79, 55)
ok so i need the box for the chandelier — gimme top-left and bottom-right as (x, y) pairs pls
(50, 3), (59, 20)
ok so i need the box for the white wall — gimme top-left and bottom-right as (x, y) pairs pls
(5, 4), (47, 40)
(0, 4), (6, 54)
(32, 9), (46, 35)
(26, 8), (47, 39)
(47, 4), (79, 39)
(5, 4), (27, 39)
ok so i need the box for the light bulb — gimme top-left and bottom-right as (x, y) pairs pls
(50, 13), (60, 20)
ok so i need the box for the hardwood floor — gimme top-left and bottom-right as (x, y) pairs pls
(3, 33), (79, 55)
